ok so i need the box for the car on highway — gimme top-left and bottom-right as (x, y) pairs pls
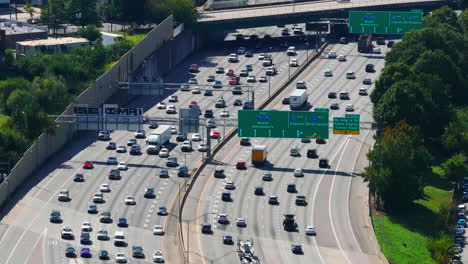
(204, 89), (213, 96)
(247, 75), (256, 82)
(189, 101), (198, 108)
(233, 99), (243, 106)
(117, 217), (128, 227)
(98, 130), (110, 140)
(201, 223), (212, 234)
(305, 226), (316, 235)
(188, 78), (198, 84)
(149, 121), (158, 129)
(88, 204), (98, 214)
(237, 47), (246, 54)
(339, 91), (349, 100)
(153, 225), (164, 235)
(214, 168), (225, 178)
(213, 80), (222, 88)
(74, 173), (84, 182)
(296, 81), (307, 89)
(106, 141), (116, 150)
(132, 245), (145, 258)
(365, 63), (375, 72)
(243, 101), (254, 109)
(307, 149), (318, 158)
(99, 250), (109, 260)
(245, 50), (253, 57)
(287, 184), (297, 193)
(373, 47), (381, 54)
(324, 70), (333, 77)
(339, 37), (348, 44)
(281, 27), (290, 35)
(58, 189), (69, 201)
(135, 130), (145, 138)
(206, 75), (216, 82)
(129, 146), (139, 156)
(216, 66), (225, 74)
(337, 54), (346, 61)
(127, 138), (137, 146)
(282, 97), (290, 104)
(254, 186), (264, 195)
(387, 40), (395, 48)
(117, 161), (128, 170)
(221, 192), (231, 201)
(61, 226), (74, 239)
(65, 247), (76, 257)
(223, 235), (234, 245)
(80, 247), (91, 258)
(109, 169), (120, 180)
(328, 91), (337, 98)
(301, 138), (311, 143)
(159, 169), (169, 178)
(290, 58), (298, 67)
(232, 86), (243, 95)
(100, 211), (112, 223)
(236, 218), (247, 227)
(346, 72), (356, 79)
(159, 148), (169, 158)
(158, 206), (168, 215)
(296, 195), (307, 206)
(287, 46), (296, 55)
(228, 53), (239, 62)
(81, 221), (92, 232)
(226, 68), (235, 76)
(50, 210), (61, 223)
(166, 105), (176, 114)
(168, 95), (178, 102)
(218, 214), (229, 224)
(206, 118), (216, 128)
(210, 130), (220, 139)
(266, 66), (276, 75)
(319, 159), (330, 168)
(153, 251), (165, 263)
(198, 143), (208, 152)
(80, 232), (91, 244)
(262, 172), (273, 181)
(225, 181), (235, 190)
(192, 87), (201, 94)
(82, 160), (94, 169)
(192, 133), (202, 141)
(115, 252), (127, 263)
(330, 103), (339, 110)
(359, 88), (368, 95)
(290, 146), (300, 156)
(268, 196), (279, 205)
(144, 188), (155, 198)
(124, 195), (136, 205)
(229, 76), (239, 85)
(188, 64), (199, 73)
(236, 160), (246, 169)
(220, 109), (230, 117)
(97, 229), (108, 240)
(181, 140), (192, 151)
(291, 244), (303, 254)
(116, 145), (126, 153)
(240, 137), (250, 146)
(170, 126), (177, 134)
(363, 78), (372, 85)
(294, 168), (304, 177)
(328, 51), (337, 59)
(345, 104), (355, 112)
(259, 75), (267, 82)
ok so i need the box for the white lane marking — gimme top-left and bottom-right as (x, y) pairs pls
(22, 228), (47, 264)
(328, 138), (353, 264)
(310, 137), (350, 264)
(42, 228), (47, 264)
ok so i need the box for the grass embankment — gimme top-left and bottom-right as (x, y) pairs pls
(114, 32), (147, 45)
(372, 185), (452, 264)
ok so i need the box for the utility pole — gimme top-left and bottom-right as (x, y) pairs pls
(187, 221), (190, 263)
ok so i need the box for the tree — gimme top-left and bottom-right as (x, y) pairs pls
(41, 0), (69, 35)
(67, 0), (102, 27)
(363, 122), (433, 210)
(159, 0), (198, 26)
(78, 25), (102, 42)
(440, 153), (468, 182)
(0, 78), (31, 112)
(443, 107), (468, 153)
(32, 76), (71, 114)
(370, 63), (414, 105)
(424, 6), (460, 31)
(3, 48), (15, 68)
(24, 3), (35, 19)
(427, 234), (455, 264)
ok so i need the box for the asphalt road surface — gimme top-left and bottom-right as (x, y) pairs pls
(0, 25), (314, 264)
(183, 41), (391, 264)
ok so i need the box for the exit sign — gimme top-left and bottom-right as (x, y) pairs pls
(238, 110), (329, 139)
(333, 114), (360, 135)
(349, 10), (423, 34)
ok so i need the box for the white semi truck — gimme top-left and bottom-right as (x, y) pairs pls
(289, 89), (308, 110)
(146, 125), (171, 154)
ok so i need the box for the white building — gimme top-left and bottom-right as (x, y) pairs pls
(16, 37), (90, 55)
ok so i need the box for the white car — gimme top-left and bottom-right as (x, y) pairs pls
(93, 192), (104, 203)
(116, 145), (126, 153)
(236, 218), (247, 227)
(168, 95), (178, 102)
(373, 47), (381, 54)
(247, 75), (256, 82)
(258, 53), (265, 60)
(61, 226), (74, 238)
(181, 140), (192, 150)
(287, 46), (296, 55)
(125, 195), (136, 205)
(100, 183), (110, 192)
(191, 133), (201, 141)
(156, 102), (167, 109)
(170, 126), (177, 134)
(290, 58), (298, 67)
(337, 55), (346, 61)
(293, 27), (303, 34)
(107, 156), (117, 165)
(345, 104), (354, 112)
(188, 78), (198, 84)
(159, 148), (169, 158)
(305, 226), (316, 235)
(192, 87), (201, 94)
(166, 105), (176, 114)
(359, 87), (368, 95)
(81, 221), (92, 232)
(153, 251), (165, 263)
(117, 162), (128, 170)
(346, 72), (356, 79)
(324, 71), (333, 77)
(328, 51), (337, 59)
(294, 168), (303, 177)
(153, 225), (164, 235)
(220, 109), (230, 117)
(135, 130), (145, 138)
(115, 252), (127, 263)
(198, 143), (208, 152)
(225, 181), (235, 190)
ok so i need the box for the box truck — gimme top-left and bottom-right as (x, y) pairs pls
(251, 145), (267, 166)
(289, 89), (308, 110)
(146, 125), (171, 154)
(358, 34), (373, 53)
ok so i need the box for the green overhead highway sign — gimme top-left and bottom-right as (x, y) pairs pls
(349, 10), (423, 34)
(238, 110), (329, 139)
(333, 114), (360, 135)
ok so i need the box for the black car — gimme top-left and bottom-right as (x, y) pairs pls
(243, 101), (254, 109)
(236, 34), (245, 41)
(117, 217), (128, 227)
(295, 195), (307, 206)
(100, 212), (112, 223)
(365, 64), (375, 73)
(233, 99), (243, 106)
(176, 132), (187, 142)
(223, 235), (234, 244)
(130, 144), (141, 155)
(376, 37), (386, 45)
(291, 244), (303, 254)
(339, 37), (347, 44)
(282, 97), (290, 104)
(50, 210), (62, 223)
(249, 34), (258, 41)
(307, 149), (318, 158)
(363, 78), (372, 85)
(254, 186), (264, 195)
(201, 223), (212, 234)
(65, 247), (76, 257)
(99, 250), (109, 260)
(109, 169), (120, 180)
(319, 159), (330, 168)
(287, 184), (297, 193)
(221, 192), (231, 202)
(80, 232), (91, 244)
(74, 173), (84, 182)
(387, 40), (395, 48)
(245, 50), (253, 57)
(144, 188), (155, 198)
(88, 204), (98, 214)
(204, 109), (214, 118)
(214, 168), (225, 178)
(240, 137), (251, 146)
(204, 89), (213, 96)
(132, 245), (145, 258)
(149, 121), (158, 129)
(328, 92), (337, 99)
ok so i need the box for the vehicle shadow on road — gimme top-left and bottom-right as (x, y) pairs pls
(252, 162), (353, 177)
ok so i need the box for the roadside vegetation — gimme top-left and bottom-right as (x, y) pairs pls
(363, 6), (468, 264)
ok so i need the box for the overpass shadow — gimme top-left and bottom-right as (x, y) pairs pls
(246, 161), (353, 177)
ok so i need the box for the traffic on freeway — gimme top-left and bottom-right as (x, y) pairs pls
(183, 38), (392, 264)
(0, 24), (321, 264)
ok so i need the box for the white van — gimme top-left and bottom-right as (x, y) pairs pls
(114, 231), (125, 246)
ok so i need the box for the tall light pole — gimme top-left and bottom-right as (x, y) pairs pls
(268, 75), (271, 98)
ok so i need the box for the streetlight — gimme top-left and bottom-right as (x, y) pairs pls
(268, 75), (271, 98)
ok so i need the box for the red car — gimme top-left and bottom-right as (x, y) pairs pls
(189, 64), (199, 73)
(225, 69), (234, 76)
(189, 101), (198, 108)
(236, 160), (246, 170)
(210, 131), (220, 139)
(82, 161), (94, 169)
(316, 138), (326, 144)
(229, 76), (239, 85)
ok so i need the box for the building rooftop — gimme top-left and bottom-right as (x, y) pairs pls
(0, 21), (46, 35)
(17, 37), (90, 47)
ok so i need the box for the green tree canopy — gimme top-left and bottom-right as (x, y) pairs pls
(78, 25), (102, 43)
(440, 153), (468, 182)
(443, 107), (468, 153)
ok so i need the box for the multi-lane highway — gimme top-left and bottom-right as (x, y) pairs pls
(0, 25), (316, 264)
(183, 41), (390, 264)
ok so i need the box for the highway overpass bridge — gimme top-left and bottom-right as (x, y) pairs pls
(196, 0), (448, 30)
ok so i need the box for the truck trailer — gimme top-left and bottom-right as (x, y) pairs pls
(251, 145), (267, 166)
(289, 89), (308, 110)
(358, 34), (373, 53)
(146, 125), (171, 154)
